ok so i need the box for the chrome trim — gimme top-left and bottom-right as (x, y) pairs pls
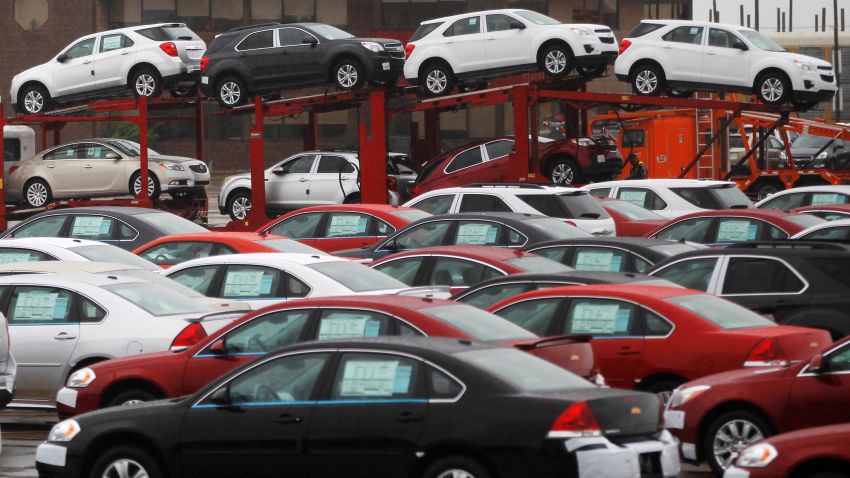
(235, 29), (278, 51)
(715, 255), (809, 297)
(262, 210), (396, 237)
(798, 341), (850, 377)
(372, 253), (508, 277)
(377, 218), (529, 252)
(443, 140), (512, 175)
(527, 244), (653, 267)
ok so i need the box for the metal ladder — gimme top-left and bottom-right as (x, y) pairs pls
(694, 91), (716, 179)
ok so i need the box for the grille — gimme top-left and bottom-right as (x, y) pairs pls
(818, 65), (833, 71)
(594, 28), (611, 33)
(189, 164), (208, 173)
(385, 43), (405, 59)
(195, 180), (210, 186)
(600, 37), (615, 44)
(821, 74), (834, 82)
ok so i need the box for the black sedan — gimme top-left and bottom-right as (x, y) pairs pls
(35, 337), (680, 478)
(525, 237), (706, 274)
(1, 207), (208, 250)
(335, 212), (592, 261)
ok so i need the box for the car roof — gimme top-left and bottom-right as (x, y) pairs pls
(422, 9), (532, 24)
(267, 294), (456, 311)
(584, 179), (736, 189)
(506, 283), (696, 303)
(0, 261), (142, 274)
(760, 184), (850, 198)
(418, 185), (585, 196)
(530, 237), (694, 249)
(0, 237), (104, 248)
(376, 245), (531, 262)
(144, 232), (284, 243)
(84, 23), (194, 38)
(0, 270), (144, 287)
(277, 204), (422, 215)
(28, 206), (167, 217)
(792, 204), (850, 213)
(671, 208), (799, 220)
(651, 241), (850, 262)
(793, 218), (850, 235)
(636, 19), (755, 31)
(463, 270), (663, 287)
(280, 336), (497, 357)
(419, 212), (547, 224)
(168, 252), (342, 268)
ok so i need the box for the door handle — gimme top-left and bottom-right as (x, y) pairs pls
(298, 178), (308, 182)
(618, 346), (640, 356)
(54, 332), (77, 341)
(706, 51), (717, 55)
(340, 177), (352, 181)
(46, 164), (56, 168)
(82, 59), (92, 64)
(121, 51), (131, 55)
(83, 165), (93, 169)
(276, 414), (303, 425)
(396, 411), (424, 423)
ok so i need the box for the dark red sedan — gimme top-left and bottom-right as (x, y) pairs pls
(664, 336), (848, 476)
(56, 296), (597, 417)
(256, 204), (431, 253)
(596, 197), (667, 237)
(645, 209), (824, 246)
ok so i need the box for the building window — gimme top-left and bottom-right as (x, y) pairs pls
(572, 0), (617, 28)
(644, 0), (690, 20)
(251, 0), (318, 23)
(382, 0), (467, 28)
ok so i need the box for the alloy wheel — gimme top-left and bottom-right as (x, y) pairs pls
(713, 419), (764, 470)
(220, 81), (241, 105)
(121, 399), (145, 406)
(100, 458), (149, 478)
(231, 196), (251, 220)
(551, 163), (575, 185)
(760, 78), (784, 103)
(437, 470), (476, 478)
(544, 50), (567, 74)
(26, 183), (49, 207)
(337, 64), (359, 89)
(133, 176), (156, 197)
(635, 70), (658, 94)
(426, 69), (448, 94)
(135, 74), (156, 97)
(24, 90), (44, 114)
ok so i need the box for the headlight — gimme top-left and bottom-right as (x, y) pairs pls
(668, 385), (710, 408)
(66, 367), (96, 388)
(158, 162), (184, 171)
(361, 41), (384, 52)
(794, 59), (814, 71)
(569, 27), (592, 37)
(779, 151), (787, 160)
(577, 138), (595, 147)
(816, 151), (828, 160)
(737, 443), (778, 468)
(48, 419), (81, 442)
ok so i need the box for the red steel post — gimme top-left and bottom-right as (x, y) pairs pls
(246, 95), (268, 226)
(0, 116), (6, 231)
(359, 89), (388, 204)
(510, 84), (530, 181)
(304, 110), (318, 151)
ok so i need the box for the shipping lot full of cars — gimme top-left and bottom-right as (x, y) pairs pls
(1, 5), (849, 478)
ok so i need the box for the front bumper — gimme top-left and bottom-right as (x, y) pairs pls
(55, 387), (99, 419)
(576, 51), (618, 67)
(724, 466), (750, 478)
(793, 88), (836, 102)
(36, 443), (83, 478)
(563, 430), (681, 477)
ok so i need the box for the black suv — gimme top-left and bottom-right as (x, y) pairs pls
(199, 23), (405, 106)
(647, 241), (850, 339)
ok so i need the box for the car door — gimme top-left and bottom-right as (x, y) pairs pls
(234, 29), (279, 89)
(483, 13), (530, 69)
(94, 33), (136, 89)
(702, 28), (750, 87)
(371, 256), (430, 286)
(179, 351), (331, 478)
(213, 265), (311, 309)
(53, 37), (97, 97)
(441, 15), (487, 74)
(717, 256), (809, 320)
(648, 256), (723, 292)
(658, 25), (705, 83)
(482, 139), (514, 182)
(277, 27), (322, 83)
(40, 144), (84, 196)
(76, 143), (125, 194)
(307, 351), (428, 478)
(652, 217), (715, 243)
(309, 155), (358, 205)
(266, 155), (317, 209)
(4, 285), (80, 402)
(67, 215), (133, 246)
(786, 341), (850, 430)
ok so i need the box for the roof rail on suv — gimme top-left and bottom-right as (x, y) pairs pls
(464, 183), (549, 189)
(227, 23), (281, 32)
(729, 241), (850, 251)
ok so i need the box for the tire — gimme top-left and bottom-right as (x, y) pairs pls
(540, 44), (574, 77)
(18, 84), (51, 114)
(631, 64), (664, 96)
(170, 84), (197, 97)
(333, 59), (365, 90)
(343, 193), (361, 204)
(576, 64), (606, 77)
(88, 446), (163, 478)
(666, 88), (693, 99)
(107, 388), (159, 408)
(130, 67), (163, 98)
(23, 179), (52, 208)
(130, 171), (161, 201)
(703, 410), (773, 476)
(216, 76), (246, 108)
(755, 71), (791, 105)
(421, 63), (455, 97)
(547, 157), (583, 186)
(751, 181), (784, 201)
(791, 97), (819, 110)
(422, 456), (492, 478)
(227, 190), (252, 221)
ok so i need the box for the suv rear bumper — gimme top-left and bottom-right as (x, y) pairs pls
(576, 51), (618, 67)
(162, 69), (200, 88)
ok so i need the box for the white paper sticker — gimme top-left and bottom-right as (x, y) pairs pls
(318, 315), (382, 340)
(72, 217), (108, 237)
(456, 223), (498, 245)
(811, 193), (843, 206)
(14, 291), (68, 322)
(575, 251), (623, 272)
(0, 252), (41, 264)
(102, 35), (122, 50)
(619, 190), (647, 207)
(716, 220), (756, 242)
(664, 410), (685, 429)
(327, 215), (368, 237)
(223, 270), (273, 297)
(570, 303), (621, 334)
(340, 360), (398, 397)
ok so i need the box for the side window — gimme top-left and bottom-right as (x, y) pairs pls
(671, 188), (716, 209)
(393, 221), (452, 249)
(635, 257), (652, 273)
(822, 343), (850, 373)
(803, 226), (850, 241)
(278, 27), (308, 46)
(429, 257), (502, 287)
(79, 297), (106, 323)
(399, 321), (423, 336)
(484, 140), (513, 159)
(221, 352), (330, 405)
(617, 188), (667, 210)
(316, 309), (392, 340)
(587, 188), (611, 198)
(708, 28), (741, 48)
(139, 241), (221, 266)
(446, 147), (484, 173)
(563, 298), (640, 337)
(268, 213), (324, 239)
(810, 193), (849, 206)
(651, 258), (718, 291)
(100, 33), (132, 52)
(324, 213), (369, 238)
(662, 26), (704, 44)
(714, 219), (782, 243)
(644, 311), (673, 337)
(532, 247), (569, 264)
(444, 16), (481, 37)
(486, 14), (516, 32)
(64, 37), (96, 59)
(496, 298), (563, 335)
(168, 266), (221, 296)
(11, 216), (68, 238)
(457, 283), (533, 309)
(221, 265), (285, 299)
(572, 247), (629, 272)
(375, 219), (394, 236)
(760, 192), (806, 210)
(654, 218), (713, 242)
(454, 221), (500, 246)
(458, 195), (512, 213)
(43, 145), (79, 161)
(316, 155), (355, 174)
(0, 248), (55, 264)
(119, 223), (137, 240)
(79, 143), (116, 160)
(330, 353), (423, 400)
(8, 286), (75, 324)
(428, 367), (463, 399)
(237, 29), (275, 50)
(721, 257), (804, 294)
(372, 257), (425, 286)
(222, 309), (313, 354)
(69, 215), (118, 241)
(622, 130), (645, 148)
(410, 195), (455, 215)
(278, 155), (315, 175)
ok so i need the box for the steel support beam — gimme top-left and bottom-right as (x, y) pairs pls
(360, 89), (388, 204)
(246, 95), (268, 227)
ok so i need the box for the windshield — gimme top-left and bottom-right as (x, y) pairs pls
(710, 185), (753, 209)
(307, 260), (407, 292)
(69, 245), (159, 271)
(101, 269), (206, 298)
(604, 200), (664, 220)
(505, 256), (572, 273)
(136, 212), (209, 234)
(309, 24), (354, 40)
(667, 293), (775, 330)
(105, 282), (211, 316)
(456, 348), (590, 391)
(792, 134), (832, 149)
(738, 29), (786, 52)
(525, 217), (592, 238)
(390, 210), (431, 222)
(262, 239), (327, 255)
(421, 304), (536, 341)
(105, 139), (158, 157)
(515, 10), (560, 25)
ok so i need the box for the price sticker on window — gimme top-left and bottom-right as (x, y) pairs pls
(327, 215), (368, 237)
(570, 302), (621, 334)
(14, 291), (67, 322)
(223, 270), (271, 297)
(811, 193), (843, 206)
(340, 360), (398, 397)
(72, 216), (107, 237)
(456, 223), (497, 245)
(575, 251), (622, 272)
(619, 190), (647, 207)
(717, 220), (754, 242)
(0, 252), (41, 264)
(102, 35), (122, 50)
(318, 314), (381, 340)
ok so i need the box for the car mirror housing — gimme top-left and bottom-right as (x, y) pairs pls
(732, 41), (748, 51)
(509, 22), (526, 30)
(210, 386), (231, 405)
(302, 37), (318, 46)
(105, 152), (121, 160)
(808, 353), (824, 373)
(56, 53), (69, 63)
(272, 166), (286, 175)
(209, 339), (227, 355)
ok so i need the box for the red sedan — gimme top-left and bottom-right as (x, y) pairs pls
(133, 232), (325, 268)
(256, 204), (431, 253)
(664, 336), (848, 476)
(645, 209), (824, 246)
(725, 423), (850, 478)
(791, 203), (850, 221)
(596, 197), (666, 237)
(488, 285), (829, 395)
(56, 296), (597, 417)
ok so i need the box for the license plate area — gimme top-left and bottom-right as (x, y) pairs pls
(638, 451), (662, 477)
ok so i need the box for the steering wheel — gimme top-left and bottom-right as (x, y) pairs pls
(247, 335), (266, 353)
(156, 254), (169, 264)
(254, 384), (278, 403)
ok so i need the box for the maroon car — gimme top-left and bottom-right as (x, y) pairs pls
(411, 136), (622, 195)
(597, 197), (667, 237)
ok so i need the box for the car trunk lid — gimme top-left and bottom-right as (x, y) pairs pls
(541, 387), (661, 439)
(735, 326), (832, 366)
(501, 334), (597, 379)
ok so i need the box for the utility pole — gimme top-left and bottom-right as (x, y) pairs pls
(835, 0), (842, 121)
(754, 0), (760, 30)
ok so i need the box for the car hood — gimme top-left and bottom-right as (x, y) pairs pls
(74, 395), (188, 425)
(148, 154), (205, 165)
(789, 147), (826, 156)
(780, 51), (832, 69)
(682, 364), (794, 389)
(90, 350), (181, 375)
(349, 37), (402, 46)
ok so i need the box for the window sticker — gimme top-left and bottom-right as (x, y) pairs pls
(340, 359), (399, 397)
(570, 302), (620, 334)
(72, 216), (107, 237)
(102, 35), (122, 50)
(619, 190), (647, 207)
(716, 220), (754, 242)
(223, 270), (272, 297)
(14, 291), (68, 322)
(469, 17), (478, 25)
(614, 308), (632, 333)
(0, 252), (41, 264)
(393, 365), (413, 394)
(575, 251), (623, 272)
(811, 193), (843, 206)
(328, 215), (368, 236)
(456, 223), (497, 245)
(318, 315), (381, 340)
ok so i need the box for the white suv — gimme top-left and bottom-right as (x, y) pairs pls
(614, 20), (836, 106)
(11, 23), (206, 114)
(403, 184), (615, 236)
(404, 9), (617, 96)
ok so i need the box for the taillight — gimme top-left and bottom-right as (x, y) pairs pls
(564, 220), (577, 228)
(386, 176), (398, 192)
(159, 42), (179, 57)
(200, 56), (209, 72)
(619, 39), (632, 54)
(744, 338), (789, 367)
(8, 166), (18, 175)
(171, 322), (207, 351)
(404, 44), (415, 59)
(548, 401), (601, 438)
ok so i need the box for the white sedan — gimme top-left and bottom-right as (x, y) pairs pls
(0, 237), (159, 270)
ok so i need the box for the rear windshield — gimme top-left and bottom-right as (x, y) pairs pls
(420, 304), (536, 341)
(456, 348), (590, 391)
(105, 282), (210, 316)
(136, 212), (209, 234)
(711, 185), (753, 209)
(672, 186), (751, 209)
(628, 22), (665, 38)
(648, 242), (704, 257)
(517, 193), (610, 220)
(262, 239), (327, 255)
(410, 22), (442, 42)
(390, 210), (431, 222)
(524, 217), (592, 238)
(603, 200), (663, 220)
(307, 260), (407, 292)
(136, 25), (200, 41)
(505, 256), (572, 273)
(69, 245), (159, 271)
(667, 293), (775, 330)
(786, 214), (825, 229)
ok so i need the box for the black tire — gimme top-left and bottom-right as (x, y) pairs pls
(421, 63), (455, 97)
(343, 193), (361, 204)
(226, 190), (252, 221)
(577, 64), (606, 77)
(539, 44), (574, 77)
(755, 71), (791, 105)
(791, 97), (819, 110)
(130, 67), (163, 98)
(170, 84), (197, 97)
(422, 456), (492, 478)
(107, 388), (159, 408)
(808, 472), (850, 478)
(18, 84), (51, 114)
(130, 171), (161, 201)
(23, 179), (52, 208)
(666, 88), (693, 99)
(216, 76), (247, 108)
(703, 410), (773, 476)
(333, 59), (365, 90)
(88, 446), (163, 478)
(547, 157), (583, 186)
(631, 63), (664, 96)
(751, 181), (784, 201)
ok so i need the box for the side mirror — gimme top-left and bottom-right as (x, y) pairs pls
(208, 338), (227, 355)
(808, 353), (824, 373)
(835, 143), (844, 150)
(732, 41), (748, 51)
(56, 53), (69, 63)
(302, 37), (318, 46)
(209, 386), (231, 405)
(509, 21), (526, 30)
(105, 152), (121, 160)
(272, 166), (286, 175)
